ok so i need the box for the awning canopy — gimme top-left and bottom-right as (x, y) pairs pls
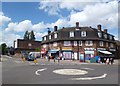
(49, 49), (59, 53)
(99, 50), (112, 55)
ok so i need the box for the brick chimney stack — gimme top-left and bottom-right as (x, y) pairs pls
(54, 26), (57, 31)
(97, 24), (101, 31)
(103, 29), (107, 33)
(76, 22), (79, 29)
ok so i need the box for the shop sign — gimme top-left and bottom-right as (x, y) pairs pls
(62, 47), (72, 50)
(97, 48), (106, 50)
(85, 51), (94, 54)
(109, 49), (116, 51)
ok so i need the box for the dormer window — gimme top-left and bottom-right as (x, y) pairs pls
(98, 32), (102, 38)
(109, 35), (113, 40)
(49, 35), (51, 39)
(54, 33), (57, 39)
(44, 36), (46, 40)
(81, 31), (86, 37)
(70, 31), (74, 37)
(104, 34), (107, 39)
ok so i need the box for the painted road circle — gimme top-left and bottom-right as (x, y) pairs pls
(53, 69), (88, 75)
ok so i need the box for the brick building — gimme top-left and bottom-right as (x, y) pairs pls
(14, 39), (41, 53)
(41, 22), (116, 61)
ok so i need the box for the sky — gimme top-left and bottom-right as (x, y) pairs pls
(0, 0), (119, 47)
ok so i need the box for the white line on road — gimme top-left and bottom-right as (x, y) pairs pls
(81, 68), (94, 70)
(70, 73), (107, 80)
(35, 68), (47, 76)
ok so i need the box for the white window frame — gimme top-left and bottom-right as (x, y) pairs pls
(64, 41), (71, 46)
(44, 36), (46, 40)
(74, 41), (77, 46)
(110, 43), (114, 48)
(81, 31), (87, 37)
(79, 41), (82, 46)
(54, 33), (57, 39)
(70, 31), (74, 37)
(49, 35), (51, 39)
(104, 34), (107, 39)
(85, 41), (93, 46)
(106, 42), (109, 47)
(99, 41), (104, 46)
(98, 32), (102, 38)
(109, 35), (112, 40)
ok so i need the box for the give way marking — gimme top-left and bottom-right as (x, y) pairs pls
(70, 73), (107, 80)
(35, 68), (47, 75)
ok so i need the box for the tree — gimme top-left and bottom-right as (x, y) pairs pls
(24, 30), (29, 40)
(30, 30), (35, 41)
(0, 43), (8, 55)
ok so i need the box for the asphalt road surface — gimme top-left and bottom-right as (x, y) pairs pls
(1, 55), (119, 85)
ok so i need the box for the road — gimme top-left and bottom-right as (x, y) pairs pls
(1, 55), (119, 85)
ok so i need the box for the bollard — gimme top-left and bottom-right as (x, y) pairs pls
(23, 57), (26, 62)
(34, 59), (37, 64)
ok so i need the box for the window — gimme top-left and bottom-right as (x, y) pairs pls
(70, 31), (74, 37)
(53, 42), (57, 47)
(85, 41), (93, 46)
(98, 32), (102, 38)
(74, 41), (77, 46)
(54, 33), (57, 38)
(106, 42), (109, 47)
(110, 43), (114, 48)
(44, 36), (46, 40)
(81, 31), (87, 37)
(104, 34), (107, 39)
(64, 41), (71, 46)
(79, 41), (82, 46)
(99, 41), (104, 46)
(109, 35), (113, 40)
(49, 35), (51, 39)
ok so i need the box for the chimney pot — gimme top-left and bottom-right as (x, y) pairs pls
(103, 29), (107, 33)
(54, 26), (57, 31)
(97, 24), (101, 31)
(76, 22), (79, 29)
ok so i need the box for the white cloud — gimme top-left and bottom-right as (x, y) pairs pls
(69, 0), (118, 29)
(0, 12), (11, 26)
(0, 32), (22, 47)
(35, 32), (48, 40)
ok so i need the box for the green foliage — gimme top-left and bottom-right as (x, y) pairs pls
(23, 30), (35, 41)
(0, 43), (8, 55)
(24, 30), (29, 40)
(36, 48), (40, 52)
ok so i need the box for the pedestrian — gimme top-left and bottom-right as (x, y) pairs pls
(110, 58), (114, 64)
(106, 58), (109, 64)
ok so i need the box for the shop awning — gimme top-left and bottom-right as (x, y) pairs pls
(99, 50), (112, 54)
(49, 49), (59, 53)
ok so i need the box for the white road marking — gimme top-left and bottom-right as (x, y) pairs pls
(35, 68), (47, 75)
(70, 73), (107, 80)
(5, 56), (12, 58)
(81, 68), (94, 70)
(53, 69), (88, 75)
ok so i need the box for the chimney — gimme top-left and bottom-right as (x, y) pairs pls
(97, 24), (101, 31)
(47, 28), (51, 34)
(103, 29), (107, 33)
(76, 22), (79, 29)
(54, 26), (57, 31)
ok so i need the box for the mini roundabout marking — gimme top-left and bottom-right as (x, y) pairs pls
(52, 69), (107, 80)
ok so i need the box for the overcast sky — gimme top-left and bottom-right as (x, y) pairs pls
(0, 0), (119, 47)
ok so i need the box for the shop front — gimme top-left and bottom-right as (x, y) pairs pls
(62, 47), (72, 60)
(40, 49), (47, 59)
(48, 49), (59, 59)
